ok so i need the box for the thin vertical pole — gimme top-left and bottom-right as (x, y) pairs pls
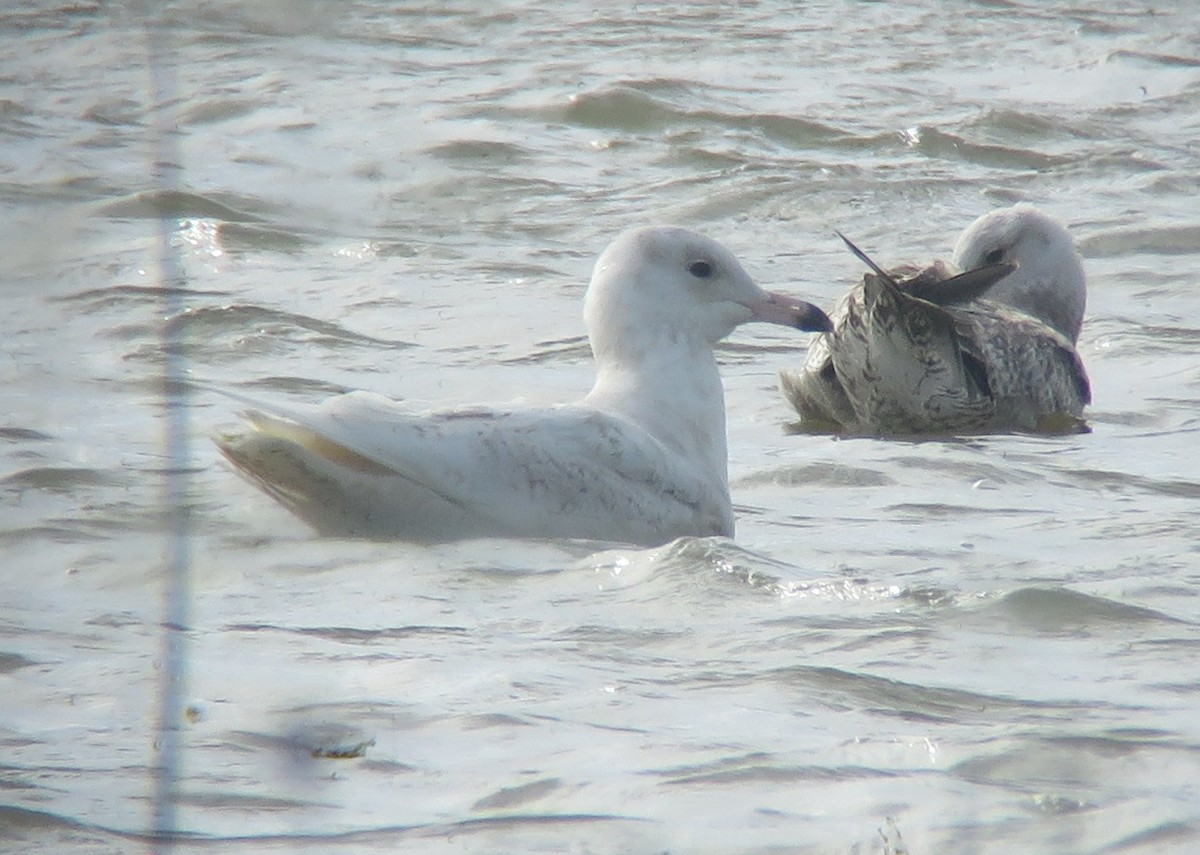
(144, 11), (191, 852)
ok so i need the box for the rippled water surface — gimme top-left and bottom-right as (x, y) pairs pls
(3, 2), (1200, 853)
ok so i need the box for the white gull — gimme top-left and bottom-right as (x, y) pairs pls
(780, 204), (1090, 435)
(216, 226), (832, 545)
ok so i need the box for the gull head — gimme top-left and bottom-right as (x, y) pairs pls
(952, 204), (1087, 342)
(584, 226), (831, 361)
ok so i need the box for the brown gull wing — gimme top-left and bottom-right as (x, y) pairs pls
(952, 302), (1091, 432)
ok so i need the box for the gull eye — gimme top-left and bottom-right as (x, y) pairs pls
(984, 248), (1005, 265)
(688, 260), (714, 279)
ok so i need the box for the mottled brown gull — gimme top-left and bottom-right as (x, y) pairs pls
(216, 226), (832, 545)
(780, 204), (1090, 435)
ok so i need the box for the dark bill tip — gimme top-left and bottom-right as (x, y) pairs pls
(796, 302), (834, 333)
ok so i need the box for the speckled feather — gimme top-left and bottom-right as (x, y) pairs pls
(781, 205), (1090, 435)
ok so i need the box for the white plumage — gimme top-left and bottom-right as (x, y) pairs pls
(217, 226), (831, 544)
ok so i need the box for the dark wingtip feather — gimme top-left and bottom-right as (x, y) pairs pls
(835, 230), (898, 285)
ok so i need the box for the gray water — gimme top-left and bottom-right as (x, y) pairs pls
(2, 2), (1200, 853)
